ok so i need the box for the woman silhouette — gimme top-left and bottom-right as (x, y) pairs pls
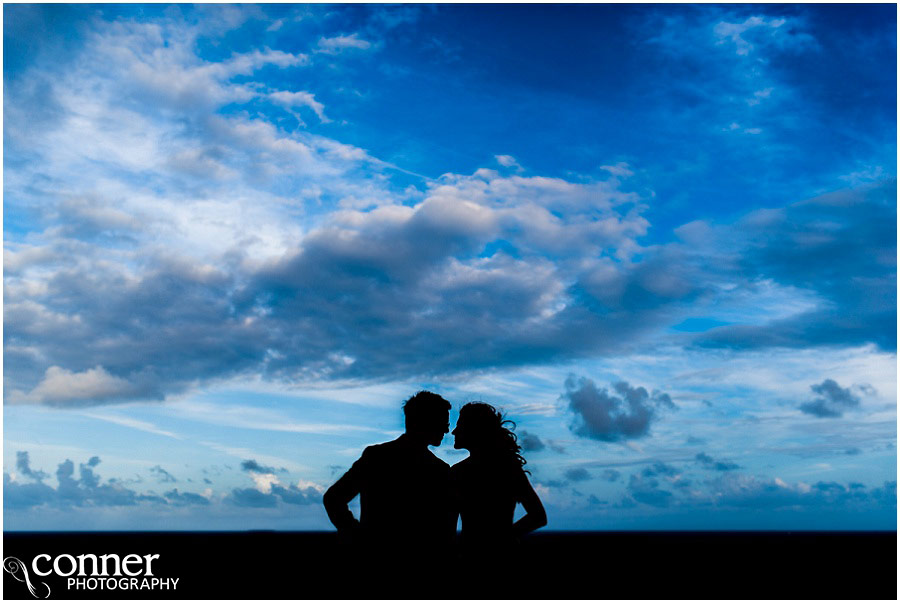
(450, 402), (547, 560)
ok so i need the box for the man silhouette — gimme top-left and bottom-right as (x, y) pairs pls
(323, 391), (455, 587)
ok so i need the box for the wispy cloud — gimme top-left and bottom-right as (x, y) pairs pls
(197, 442), (310, 474)
(316, 33), (372, 54)
(269, 90), (330, 123)
(79, 413), (183, 440)
(168, 401), (384, 436)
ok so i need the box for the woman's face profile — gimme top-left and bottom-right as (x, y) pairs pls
(451, 416), (469, 450)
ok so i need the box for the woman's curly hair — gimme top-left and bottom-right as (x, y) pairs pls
(458, 402), (528, 473)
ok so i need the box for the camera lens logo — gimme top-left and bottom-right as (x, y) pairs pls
(3, 557), (51, 599)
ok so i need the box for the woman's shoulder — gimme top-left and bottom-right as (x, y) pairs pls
(452, 456), (523, 477)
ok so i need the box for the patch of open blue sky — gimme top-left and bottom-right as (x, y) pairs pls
(3, 4), (896, 531)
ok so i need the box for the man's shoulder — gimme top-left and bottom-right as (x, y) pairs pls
(361, 437), (416, 460)
(361, 438), (449, 469)
(360, 439), (399, 460)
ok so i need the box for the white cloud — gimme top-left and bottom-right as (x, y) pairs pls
(251, 472), (279, 493)
(4, 244), (62, 275)
(25, 366), (144, 406)
(269, 90), (330, 123)
(495, 154), (523, 170)
(600, 162), (634, 177)
(747, 87), (774, 106)
(316, 33), (372, 54)
(3, 13), (396, 270)
(839, 165), (886, 186)
(712, 13), (817, 58)
(714, 16), (784, 56)
(295, 479), (325, 493)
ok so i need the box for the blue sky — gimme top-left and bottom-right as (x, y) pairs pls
(3, 4), (896, 531)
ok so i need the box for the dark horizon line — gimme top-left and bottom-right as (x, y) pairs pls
(4, 528), (896, 534)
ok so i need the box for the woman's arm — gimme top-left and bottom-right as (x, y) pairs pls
(512, 471), (547, 539)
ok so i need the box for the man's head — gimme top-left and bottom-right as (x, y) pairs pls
(403, 391), (451, 446)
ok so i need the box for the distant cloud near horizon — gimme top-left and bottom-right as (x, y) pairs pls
(241, 459), (286, 474)
(695, 452), (741, 471)
(625, 473), (673, 508)
(601, 469), (621, 482)
(642, 462), (679, 478)
(228, 482), (322, 508)
(4, 453), (208, 509)
(16, 451), (48, 481)
(4, 451), (324, 511)
(564, 467), (591, 482)
(150, 465), (178, 483)
(164, 489), (210, 506)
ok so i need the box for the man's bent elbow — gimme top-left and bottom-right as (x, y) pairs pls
(322, 488), (342, 520)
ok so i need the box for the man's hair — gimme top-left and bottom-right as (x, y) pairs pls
(403, 390), (450, 430)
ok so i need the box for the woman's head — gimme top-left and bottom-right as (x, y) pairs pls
(452, 402), (526, 469)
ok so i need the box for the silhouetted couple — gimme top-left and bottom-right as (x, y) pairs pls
(323, 390), (546, 592)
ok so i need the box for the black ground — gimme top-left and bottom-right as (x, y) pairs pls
(4, 531), (896, 600)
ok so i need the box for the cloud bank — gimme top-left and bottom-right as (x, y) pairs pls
(4, 454), (206, 509)
(4, 451), (323, 511)
(4, 7), (895, 408)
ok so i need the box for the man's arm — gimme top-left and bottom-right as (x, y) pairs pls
(323, 452), (366, 534)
